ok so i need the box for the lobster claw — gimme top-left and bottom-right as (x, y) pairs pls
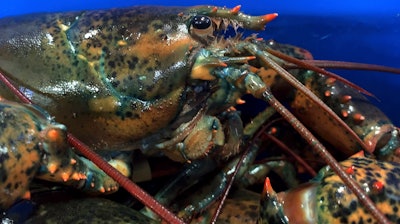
(259, 177), (287, 224)
(260, 177), (321, 224)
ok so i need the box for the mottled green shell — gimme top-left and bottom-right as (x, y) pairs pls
(315, 157), (400, 223)
(260, 156), (400, 223)
(0, 7), (199, 151)
(256, 41), (396, 159)
(0, 101), (44, 209)
(191, 189), (259, 224)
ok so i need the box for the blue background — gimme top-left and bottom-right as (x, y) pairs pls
(0, 1), (399, 125)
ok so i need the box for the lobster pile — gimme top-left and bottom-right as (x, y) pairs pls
(0, 5), (399, 223)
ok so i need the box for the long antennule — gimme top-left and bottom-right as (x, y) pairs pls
(300, 60), (400, 74)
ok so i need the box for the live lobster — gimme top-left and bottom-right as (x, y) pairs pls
(0, 5), (399, 223)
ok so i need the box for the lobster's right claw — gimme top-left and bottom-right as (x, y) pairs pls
(259, 177), (286, 224)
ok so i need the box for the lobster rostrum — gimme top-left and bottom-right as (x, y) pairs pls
(0, 5), (399, 223)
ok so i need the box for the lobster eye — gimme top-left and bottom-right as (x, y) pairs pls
(191, 15), (212, 29)
(189, 15), (214, 44)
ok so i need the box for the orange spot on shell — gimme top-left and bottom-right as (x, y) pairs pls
(236, 98), (246, 105)
(117, 40), (127, 47)
(341, 95), (352, 103)
(212, 7), (218, 13)
(71, 173), (81, 180)
(47, 129), (60, 142)
(61, 172), (69, 182)
(269, 127), (278, 135)
(78, 173), (86, 179)
(326, 77), (336, 85)
(70, 158), (77, 165)
(345, 166), (355, 175)
(324, 90), (331, 97)
(99, 187), (105, 193)
(47, 163), (58, 174)
(23, 191), (31, 200)
(353, 113), (365, 124)
(227, 106), (236, 111)
(373, 181), (384, 192)
(341, 109), (349, 118)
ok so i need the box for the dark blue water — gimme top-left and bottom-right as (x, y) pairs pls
(0, 1), (399, 125)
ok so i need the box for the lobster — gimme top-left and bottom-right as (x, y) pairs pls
(260, 152), (400, 223)
(0, 4), (399, 223)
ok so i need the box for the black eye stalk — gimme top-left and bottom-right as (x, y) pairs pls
(191, 15), (212, 30)
(181, 5), (278, 31)
(188, 15), (215, 45)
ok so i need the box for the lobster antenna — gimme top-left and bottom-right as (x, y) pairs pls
(301, 60), (400, 74)
(209, 143), (257, 223)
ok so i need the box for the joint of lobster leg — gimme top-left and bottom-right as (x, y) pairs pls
(191, 49), (227, 81)
(78, 156), (120, 194)
(243, 72), (269, 98)
(221, 55), (256, 64)
(108, 158), (131, 178)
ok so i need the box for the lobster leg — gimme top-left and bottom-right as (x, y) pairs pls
(141, 157), (218, 221)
